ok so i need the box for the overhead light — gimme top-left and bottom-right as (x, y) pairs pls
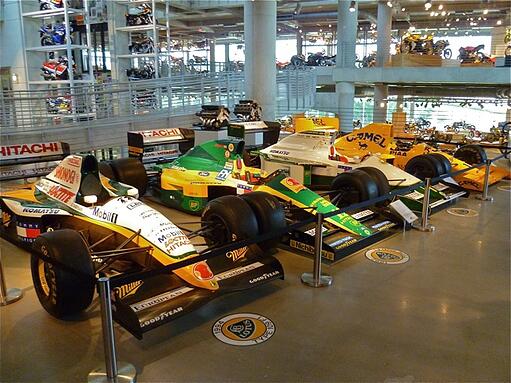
(11, 73), (18, 83)
(434, 12), (439, 16)
(424, 0), (432, 10)
(430, 11), (435, 16)
(497, 20), (502, 25)
(455, 17), (459, 21)
(409, 25), (416, 31)
(380, 102), (386, 108)
(483, 9), (488, 15)
(328, 24), (332, 27)
(446, 23), (450, 27)
(441, 11), (446, 16)
(401, 7), (406, 11)
(386, 1), (393, 7)
(299, 29), (302, 33)
(293, 2), (302, 15)
(349, 1), (356, 12)
(438, 4), (443, 10)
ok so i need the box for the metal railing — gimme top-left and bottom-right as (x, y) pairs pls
(1, 68), (316, 151)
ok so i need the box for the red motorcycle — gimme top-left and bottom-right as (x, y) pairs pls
(458, 44), (494, 64)
(41, 56), (75, 80)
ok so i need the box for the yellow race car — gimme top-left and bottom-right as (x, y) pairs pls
(334, 123), (509, 191)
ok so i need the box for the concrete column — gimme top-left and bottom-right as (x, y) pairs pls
(336, 82), (356, 132)
(224, 43), (230, 65)
(296, 32), (303, 56)
(376, 1), (392, 67)
(209, 39), (216, 73)
(336, 0), (358, 68)
(244, 0), (277, 120)
(373, 83), (388, 122)
(335, 0), (358, 131)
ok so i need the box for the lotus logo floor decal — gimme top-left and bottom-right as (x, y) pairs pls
(365, 248), (410, 265)
(497, 184), (511, 192)
(446, 208), (479, 217)
(212, 313), (275, 346)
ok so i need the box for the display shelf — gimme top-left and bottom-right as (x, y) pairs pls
(115, 0), (167, 4)
(26, 45), (90, 52)
(22, 8), (84, 18)
(117, 53), (157, 59)
(29, 80), (93, 85)
(43, 113), (96, 118)
(115, 24), (167, 32)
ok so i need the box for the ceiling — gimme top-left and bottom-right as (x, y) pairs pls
(164, 0), (511, 41)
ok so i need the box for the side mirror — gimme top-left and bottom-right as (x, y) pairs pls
(84, 195), (98, 205)
(127, 188), (138, 197)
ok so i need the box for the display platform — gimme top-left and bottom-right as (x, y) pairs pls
(389, 53), (459, 67)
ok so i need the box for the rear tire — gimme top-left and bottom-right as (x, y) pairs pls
(330, 169), (379, 208)
(98, 161), (115, 180)
(201, 195), (259, 247)
(31, 229), (95, 319)
(429, 153), (452, 175)
(109, 158), (148, 196)
(240, 192), (286, 251)
(454, 144), (487, 165)
(404, 154), (443, 180)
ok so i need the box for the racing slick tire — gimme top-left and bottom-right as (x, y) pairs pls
(240, 192), (286, 251)
(109, 158), (148, 196)
(453, 144), (487, 165)
(357, 167), (390, 196)
(330, 169), (379, 208)
(31, 229), (95, 319)
(98, 161), (116, 180)
(201, 195), (259, 247)
(429, 153), (452, 175)
(404, 154), (443, 180)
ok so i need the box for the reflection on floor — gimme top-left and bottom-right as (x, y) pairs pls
(1, 182), (510, 382)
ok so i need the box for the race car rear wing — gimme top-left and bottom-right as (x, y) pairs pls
(227, 121), (281, 148)
(0, 142), (70, 181)
(127, 128), (194, 164)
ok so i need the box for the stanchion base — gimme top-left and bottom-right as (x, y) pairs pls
(88, 362), (137, 383)
(0, 288), (23, 306)
(476, 195), (494, 202)
(301, 272), (333, 287)
(411, 222), (435, 232)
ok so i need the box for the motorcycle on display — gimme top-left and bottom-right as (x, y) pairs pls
(458, 45), (494, 64)
(433, 39), (452, 59)
(415, 117), (431, 130)
(41, 56), (75, 80)
(505, 28), (511, 56)
(125, 3), (153, 26)
(353, 120), (362, 129)
(276, 60), (289, 70)
(46, 95), (72, 114)
(290, 54), (306, 68)
(356, 53), (376, 68)
(126, 62), (155, 80)
(40, 23), (70, 46)
(129, 36), (154, 54)
(39, 0), (65, 10)
(189, 55), (208, 65)
(398, 33), (434, 55)
(307, 52), (330, 66)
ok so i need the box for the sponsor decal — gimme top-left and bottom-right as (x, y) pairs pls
(304, 226), (328, 237)
(92, 207), (119, 224)
(370, 220), (395, 231)
(114, 280), (143, 299)
(137, 128), (183, 139)
(198, 171), (210, 177)
(2, 211), (11, 227)
(404, 191), (424, 200)
(446, 208), (479, 217)
(498, 184), (511, 192)
(389, 148), (408, 157)
(281, 177), (306, 193)
(193, 262), (214, 281)
(269, 149), (290, 156)
(458, 180), (480, 189)
(0, 142), (62, 160)
(215, 167), (232, 181)
(140, 307), (184, 328)
(188, 200), (200, 211)
(126, 200), (143, 210)
(212, 313), (275, 346)
(131, 286), (193, 313)
(346, 132), (387, 148)
(227, 143), (235, 152)
(215, 262), (264, 281)
(351, 209), (374, 220)
(365, 248), (410, 264)
(226, 246), (248, 262)
(21, 207), (62, 215)
(164, 234), (191, 253)
(53, 165), (78, 185)
(289, 239), (334, 261)
(66, 156), (81, 167)
(236, 183), (252, 191)
(330, 235), (355, 248)
(337, 165), (353, 171)
(249, 270), (280, 284)
(47, 185), (75, 203)
(16, 222), (41, 240)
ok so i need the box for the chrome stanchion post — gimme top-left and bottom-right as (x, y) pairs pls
(0, 255), (23, 306)
(476, 159), (494, 202)
(412, 177), (435, 232)
(301, 213), (333, 287)
(88, 277), (136, 383)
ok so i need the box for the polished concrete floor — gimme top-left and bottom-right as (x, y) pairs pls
(1, 182), (510, 382)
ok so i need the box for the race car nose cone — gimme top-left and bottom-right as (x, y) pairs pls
(193, 262), (214, 280)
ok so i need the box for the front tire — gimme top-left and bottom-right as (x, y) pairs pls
(108, 158), (148, 196)
(31, 229), (95, 319)
(453, 144), (487, 165)
(330, 169), (379, 208)
(404, 154), (443, 180)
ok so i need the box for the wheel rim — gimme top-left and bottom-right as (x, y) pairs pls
(203, 214), (231, 246)
(334, 185), (360, 207)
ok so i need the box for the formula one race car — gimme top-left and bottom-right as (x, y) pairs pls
(0, 144), (284, 338)
(333, 123), (509, 191)
(121, 131), (405, 262)
(259, 129), (467, 212)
